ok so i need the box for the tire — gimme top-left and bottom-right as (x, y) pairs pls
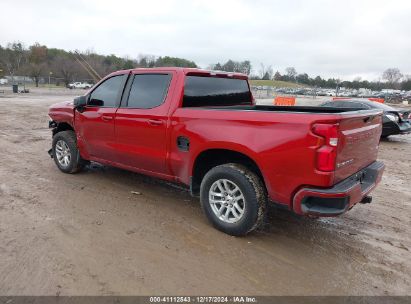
(52, 130), (87, 173)
(200, 163), (267, 236)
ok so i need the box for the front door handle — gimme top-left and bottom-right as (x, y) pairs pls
(102, 115), (113, 122)
(147, 119), (163, 126)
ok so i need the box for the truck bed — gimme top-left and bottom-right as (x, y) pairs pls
(173, 104), (383, 205)
(201, 105), (379, 114)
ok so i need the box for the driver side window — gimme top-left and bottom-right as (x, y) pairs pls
(88, 74), (126, 107)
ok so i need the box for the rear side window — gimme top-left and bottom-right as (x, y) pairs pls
(336, 101), (368, 109)
(127, 74), (171, 108)
(183, 76), (252, 107)
(363, 101), (395, 111)
(348, 102), (369, 109)
(89, 74), (126, 107)
(323, 101), (367, 109)
(321, 102), (335, 107)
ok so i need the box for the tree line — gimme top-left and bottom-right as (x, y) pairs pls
(0, 41), (410, 90)
(268, 67), (411, 91)
(241, 65), (409, 91)
(0, 42), (197, 87)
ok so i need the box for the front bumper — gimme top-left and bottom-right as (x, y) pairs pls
(398, 121), (411, 134)
(293, 161), (385, 216)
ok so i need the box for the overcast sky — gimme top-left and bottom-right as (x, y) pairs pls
(0, 0), (410, 80)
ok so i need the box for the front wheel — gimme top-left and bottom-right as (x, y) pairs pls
(200, 163), (267, 236)
(52, 130), (87, 173)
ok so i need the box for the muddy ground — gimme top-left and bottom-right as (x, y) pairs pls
(0, 88), (410, 295)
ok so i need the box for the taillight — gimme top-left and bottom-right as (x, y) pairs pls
(312, 123), (339, 172)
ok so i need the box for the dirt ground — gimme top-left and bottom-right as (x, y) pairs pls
(0, 88), (410, 296)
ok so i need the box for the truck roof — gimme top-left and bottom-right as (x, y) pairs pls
(111, 67), (248, 80)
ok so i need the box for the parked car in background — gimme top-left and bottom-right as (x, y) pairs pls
(0, 78), (8, 85)
(320, 99), (411, 138)
(403, 91), (411, 101)
(68, 82), (92, 89)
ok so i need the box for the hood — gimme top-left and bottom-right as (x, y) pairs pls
(48, 101), (75, 126)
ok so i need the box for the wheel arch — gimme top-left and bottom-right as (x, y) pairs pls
(52, 122), (74, 136)
(190, 148), (267, 196)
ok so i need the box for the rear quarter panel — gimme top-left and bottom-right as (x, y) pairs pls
(169, 108), (339, 205)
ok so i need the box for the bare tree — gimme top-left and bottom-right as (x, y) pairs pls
(208, 60), (252, 75)
(28, 43), (48, 87)
(137, 54), (156, 68)
(285, 67), (297, 81)
(222, 60), (236, 72)
(239, 60), (251, 75)
(352, 76), (362, 89)
(27, 62), (48, 87)
(273, 71), (281, 80)
(52, 54), (79, 87)
(259, 63), (266, 79)
(0, 42), (26, 84)
(382, 68), (403, 88)
(259, 63), (273, 80)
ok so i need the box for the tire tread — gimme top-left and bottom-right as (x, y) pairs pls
(200, 163), (267, 236)
(52, 130), (87, 174)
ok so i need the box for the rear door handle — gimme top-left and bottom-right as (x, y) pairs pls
(147, 119), (163, 126)
(101, 115), (113, 122)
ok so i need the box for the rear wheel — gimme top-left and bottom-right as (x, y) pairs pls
(200, 163), (266, 236)
(52, 130), (87, 173)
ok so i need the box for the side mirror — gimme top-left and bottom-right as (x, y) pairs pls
(74, 95), (87, 108)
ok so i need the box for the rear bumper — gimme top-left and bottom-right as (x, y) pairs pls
(293, 161), (385, 216)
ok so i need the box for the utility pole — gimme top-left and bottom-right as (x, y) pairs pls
(49, 72), (53, 87)
(71, 51), (102, 83)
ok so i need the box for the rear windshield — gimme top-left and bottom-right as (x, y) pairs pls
(183, 76), (252, 107)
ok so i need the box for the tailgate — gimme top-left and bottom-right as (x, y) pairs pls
(334, 111), (382, 183)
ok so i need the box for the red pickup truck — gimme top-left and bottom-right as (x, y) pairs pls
(48, 67), (385, 236)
